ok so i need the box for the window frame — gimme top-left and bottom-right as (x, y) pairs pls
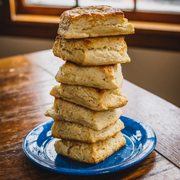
(14, 0), (75, 16)
(14, 0), (180, 24)
(1, 0), (180, 51)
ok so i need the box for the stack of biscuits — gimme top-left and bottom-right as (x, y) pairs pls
(45, 5), (134, 164)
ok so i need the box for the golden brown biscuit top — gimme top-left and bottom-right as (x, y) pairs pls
(61, 5), (124, 20)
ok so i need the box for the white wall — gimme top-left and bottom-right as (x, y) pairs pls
(122, 47), (180, 108)
(0, 35), (180, 107)
(0, 35), (54, 58)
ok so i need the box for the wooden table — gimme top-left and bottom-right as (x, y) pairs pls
(0, 49), (180, 179)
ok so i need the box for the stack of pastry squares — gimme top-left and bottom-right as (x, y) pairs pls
(45, 5), (134, 164)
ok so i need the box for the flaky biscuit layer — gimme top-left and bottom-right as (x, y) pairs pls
(50, 84), (128, 111)
(53, 35), (130, 66)
(54, 131), (126, 164)
(45, 98), (122, 131)
(55, 62), (123, 90)
(58, 5), (134, 39)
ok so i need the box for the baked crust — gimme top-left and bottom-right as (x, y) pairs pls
(58, 5), (134, 39)
(55, 62), (123, 90)
(54, 131), (126, 164)
(50, 84), (128, 111)
(53, 35), (130, 66)
(51, 119), (124, 143)
(44, 98), (122, 131)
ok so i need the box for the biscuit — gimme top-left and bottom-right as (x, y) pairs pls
(51, 119), (124, 143)
(44, 98), (122, 131)
(55, 62), (123, 90)
(58, 5), (134, 39)
(54, 131), (126, 164)
(53, 36), (130, 66)
(50, 84), (128, 111)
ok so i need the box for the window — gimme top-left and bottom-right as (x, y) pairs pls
(25, 0), (76, 7)
(1, 0), (180, 51)
(12, 0), (180, 24)
(25, 0), (134, 10)
(25, 0), (180, 13)
(137, 0), (180, 12)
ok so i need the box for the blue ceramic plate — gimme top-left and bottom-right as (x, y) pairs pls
(23, 116), (156, 176)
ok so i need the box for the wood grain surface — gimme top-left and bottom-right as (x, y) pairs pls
(0, 50), (180, 179)
(26, 50), (180, 168)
